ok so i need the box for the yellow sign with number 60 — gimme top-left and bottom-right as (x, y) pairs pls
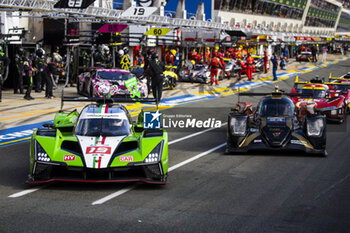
(145, 28), (171, 36)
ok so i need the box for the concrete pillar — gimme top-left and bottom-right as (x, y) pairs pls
(152, 0), (164, 16)
(175, 0), (186, 19)
(196, 2), (205, 21)
(301, 0), (311, 27)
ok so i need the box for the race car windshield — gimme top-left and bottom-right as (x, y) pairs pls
(194, 65), (205, 71)
(300, 89), (326, 98)
(97, 72), (133, 81)
(259, 98), (294, 117)
(75, 118), (130, 136)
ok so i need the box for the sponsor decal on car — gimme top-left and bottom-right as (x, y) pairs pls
(119, 156), (134, 162)
(93, 156), (102, 168)
(86, 146), (112, 154)
(267, 117), (286, 123)
(63, 155), (76, 161)
(253, 139), (262, 143)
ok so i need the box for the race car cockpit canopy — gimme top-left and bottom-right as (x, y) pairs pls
(75, 104), (131, 137)
(97, 70), (134, 81)
(258, 96), (295, 117)
(300, 85), (328, 99)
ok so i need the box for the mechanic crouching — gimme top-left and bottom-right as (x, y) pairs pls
(149, 53), (165, 102)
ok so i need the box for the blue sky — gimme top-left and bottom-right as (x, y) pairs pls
(164, 0), (211, 20)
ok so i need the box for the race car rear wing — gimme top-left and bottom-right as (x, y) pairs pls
(294, 75), (350, 88)
(238, 86), (314, 98)
(328, 73), (350, 81)
(61, 96), (158, 109)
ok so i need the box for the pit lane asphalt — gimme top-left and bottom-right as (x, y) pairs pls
(0, 60), (350, 233)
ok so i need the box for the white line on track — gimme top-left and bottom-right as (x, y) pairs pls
(168, 123), (227, 145)
(92, 185), (137, 205)
(91, 142), (226, 205)
(168, 143), (226, 172)
(8, 188), (40, 198)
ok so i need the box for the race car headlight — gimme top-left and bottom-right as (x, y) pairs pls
(306, 117), (324, 137)
(35, 140), (51, 162)
(230, 116), (247, 136)
(144, 141), (163, 163)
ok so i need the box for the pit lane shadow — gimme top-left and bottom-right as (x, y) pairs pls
(223, 150), (326, 158)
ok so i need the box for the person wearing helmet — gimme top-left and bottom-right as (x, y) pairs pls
(94, 45), (105, 67)
(144, 48), (154, 91)
(173, 48), (180, 68)
(246, 52), (254, 80)
(149, 53), (165, 101)
(52, 46), (62, 63)
(14, 47), (25, 94)
(134, 49), (144, 66)
(209, 53), (223, 85)
(34, 48), (53, 98)
(165, 49), (174, 66)
(22, 50), (35, 100)
(121, 47), (130, 70)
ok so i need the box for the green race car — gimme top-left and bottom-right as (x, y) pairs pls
(27, 97), (168, 184)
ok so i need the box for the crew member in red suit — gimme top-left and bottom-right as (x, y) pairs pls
(218, 50), (230, 79)
(238, 58), (246, 79)
(205, 47), (211, 62)
(246, 53), (254, 80)
(165, 50), (174, 66)
(263, 50), (269, 73)
(209, 54), (223, 85)
(189, 49), (197, 60)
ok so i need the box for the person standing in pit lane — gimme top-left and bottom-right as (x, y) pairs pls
(23, 51), (34, 100)
(14, 47), (25, 94)
(34, 48), (54, 98)
(264, 50), (269, 73)
(246, 53), (254, 80)
(209, 53), (223, 85)
(271, 53), (278, 81)
(0, 47), (10, 102)
(148, 53), (165, 102)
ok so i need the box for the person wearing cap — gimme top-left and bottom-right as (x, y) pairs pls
(246, 53), (254, 80)
(149, 53), (165, 101)
(209, 53), (223, 85)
